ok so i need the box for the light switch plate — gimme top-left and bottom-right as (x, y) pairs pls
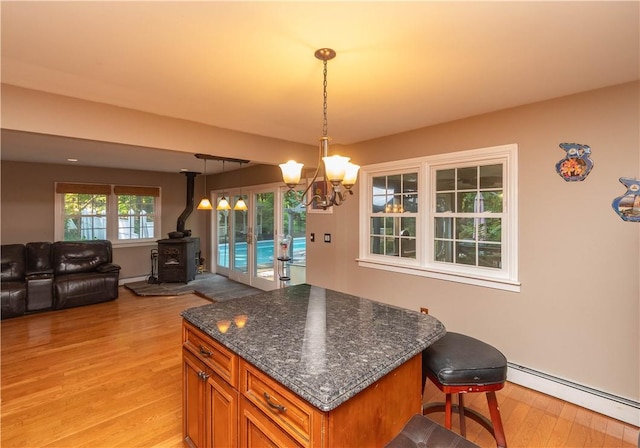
(324, 233), (331, 243)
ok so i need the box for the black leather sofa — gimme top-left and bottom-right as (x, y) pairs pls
(1, 240), (121, 319)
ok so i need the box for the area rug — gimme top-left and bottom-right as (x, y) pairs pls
(124, 273), (262, 302)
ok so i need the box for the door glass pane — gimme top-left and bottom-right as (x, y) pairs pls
(282, 190), (306, 285)
(217, 209), (229, 268)
(233, 206), (248, 273)
(254, 192), (275, 281)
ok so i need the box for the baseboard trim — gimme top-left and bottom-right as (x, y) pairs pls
(119, 276), (148, 286)
(507, 363), (639, 426)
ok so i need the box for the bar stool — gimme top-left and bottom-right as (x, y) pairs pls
(385, 414), (479, 448)
(422, 332), (508, 448)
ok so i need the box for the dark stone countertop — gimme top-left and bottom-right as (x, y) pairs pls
(181, 284), (446, 411)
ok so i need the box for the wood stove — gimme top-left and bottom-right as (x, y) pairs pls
(157, 237), (200, 283)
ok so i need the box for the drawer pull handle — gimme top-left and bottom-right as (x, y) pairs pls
(263, 392), (287, 412)
(199, 345), (213, 357)
(198, 371), (210, 381)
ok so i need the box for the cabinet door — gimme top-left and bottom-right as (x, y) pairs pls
(184, 349), (206, 448)
(239, 397), (304, 448)
(205, 372), (238, 448)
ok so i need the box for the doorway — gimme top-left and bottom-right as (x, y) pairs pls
(214, 185), (306, 290)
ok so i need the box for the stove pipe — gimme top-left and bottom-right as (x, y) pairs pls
(177, 171), (197, 236)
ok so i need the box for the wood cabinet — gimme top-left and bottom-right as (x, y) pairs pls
(239, 360), (324, 447)
(183, 320), (422, 448)
(183, 322), (239, 448)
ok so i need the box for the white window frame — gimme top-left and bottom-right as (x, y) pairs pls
(358, 144), (519, 292)
(54, 183), (162, 247)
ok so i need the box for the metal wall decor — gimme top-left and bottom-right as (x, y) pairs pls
(555, 143), (593, 181)
(612, 177), (640, 222)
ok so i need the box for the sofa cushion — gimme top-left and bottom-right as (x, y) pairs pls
(1, 244), (26, 282)
(26, 242), (53, 275)
(53, 271), (119, 309)
(52, 241), (113, 275)
(1, 281), (27, 319)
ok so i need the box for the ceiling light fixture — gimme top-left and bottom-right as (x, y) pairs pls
(195, 154), (250, 212)
(279, 48), (359, 210)
(197, 157), (213, 210)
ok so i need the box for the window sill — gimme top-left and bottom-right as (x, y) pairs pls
(356, 258), (520, 292)
(112, 240), (159, 249)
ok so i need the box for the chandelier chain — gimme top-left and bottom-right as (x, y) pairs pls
(322, 59), (328, 138)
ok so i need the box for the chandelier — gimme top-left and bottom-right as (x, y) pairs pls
(280, 48), (359, 209)
(194, 154), (249, 211)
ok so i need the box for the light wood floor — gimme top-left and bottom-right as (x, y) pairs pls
(2, 287), (638, 448)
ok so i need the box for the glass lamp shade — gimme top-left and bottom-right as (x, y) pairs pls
(234, 197), (248, 211)
(322, 155), (350, 184)
(279, 160), (304, 188)
(342, 163), (360, 189)
(217, 196), (231, 211)
(197, 197), (213, 210)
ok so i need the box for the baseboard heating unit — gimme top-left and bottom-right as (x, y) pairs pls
(507, 363), (639, 426)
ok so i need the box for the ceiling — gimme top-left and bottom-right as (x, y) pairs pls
(1, 1), (638, 173)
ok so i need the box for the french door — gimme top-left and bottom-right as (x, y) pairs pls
(215, 187), (278, 290)
(215, 185), (307, 290)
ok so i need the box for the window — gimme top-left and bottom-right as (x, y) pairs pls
(55, 183), (161, 245)
(114, 186), (159, 240)
(369, 171), (419, 260)
(358, 144), (519, 292)
(433, 163), (503, 269)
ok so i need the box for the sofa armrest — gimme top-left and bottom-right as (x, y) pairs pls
(96, 263), (121, 273)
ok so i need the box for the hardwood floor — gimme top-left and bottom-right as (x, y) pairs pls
(2, 287), (638, 448)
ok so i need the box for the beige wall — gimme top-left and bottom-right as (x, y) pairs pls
(306, 82), (639, 401)
(1, 81), (637, 405)
(1, 84), (318, 167)
(0, 161), (211, 279)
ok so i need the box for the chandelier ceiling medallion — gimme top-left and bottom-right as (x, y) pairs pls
(280, 48), (359, 209)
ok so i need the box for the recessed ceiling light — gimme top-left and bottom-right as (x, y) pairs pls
(180, 168), (189, 172)
(67, 158), (78, 162)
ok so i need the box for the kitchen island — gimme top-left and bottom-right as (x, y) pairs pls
(181, 284), (445, 447)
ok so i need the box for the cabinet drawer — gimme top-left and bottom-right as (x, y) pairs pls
(239, 397), (304, 448)
(183, 320), (238, 388)
(240, 360), (323, 448)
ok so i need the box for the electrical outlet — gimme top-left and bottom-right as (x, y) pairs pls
(324, 233), (331, 243)
(310, 233), (315, 242)
(420, 307), (429, 315)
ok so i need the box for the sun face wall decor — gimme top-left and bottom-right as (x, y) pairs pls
(555, 142), (594, 181)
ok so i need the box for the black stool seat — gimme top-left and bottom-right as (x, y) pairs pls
(385, 414), (479, 448)
(424, 332), (507, 386)
(422, 332), (508, 448)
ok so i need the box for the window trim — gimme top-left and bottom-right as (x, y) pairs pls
(54, 182), (162, 247)
(358, 144), (519, 292)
